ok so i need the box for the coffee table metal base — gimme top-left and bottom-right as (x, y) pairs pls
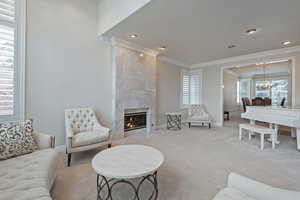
(97, 171), (158, 200)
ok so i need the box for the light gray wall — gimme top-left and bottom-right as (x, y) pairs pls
(202, 66), (222, 125)
(26, 0), (112, 145)
(223, 71), (238, 112)
(156, 59), (188, 126)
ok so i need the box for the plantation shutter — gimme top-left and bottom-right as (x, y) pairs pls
(0, 0), (15, 116)
(182, 72), (190, 105)
(190, 72), (202, 104)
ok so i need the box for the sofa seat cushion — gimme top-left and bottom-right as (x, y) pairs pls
(72, 130), (109, 148)
(0, 149), (59, 200)
(213, 187), (257, 200)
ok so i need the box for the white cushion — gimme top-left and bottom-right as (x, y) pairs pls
(0, 149), (59, 200)
(213, 187), (256, 200)
(72, 130), (109, 148)
(190, 115), (210, 121)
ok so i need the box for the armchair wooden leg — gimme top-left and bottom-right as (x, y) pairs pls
(66, 149), (72, 167)
(67, 153), (72, 167)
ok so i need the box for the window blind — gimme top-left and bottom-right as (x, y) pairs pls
(0, 0), (15, 116)
(190, 73), (201, 104)
(182, 72), (190, 105)
(182, 70), (203, 106)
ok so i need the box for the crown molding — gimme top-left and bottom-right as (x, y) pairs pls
(224, 69), (239, 77)
(191, 45), (300, 69)
(101, 36), (160, 57)
(158, 56), (190, 68)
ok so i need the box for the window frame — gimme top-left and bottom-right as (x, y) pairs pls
(180, 69), (203, 108)
(0, 0), (26, 122)
(237, 78), (251, 104)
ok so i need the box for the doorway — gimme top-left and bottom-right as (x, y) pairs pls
(220, 57), (295, 127)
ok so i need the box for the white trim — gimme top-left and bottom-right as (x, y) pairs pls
(16, 0), (27, 120)
(101, 36), (160, 57)
(158, 56), (190, 68)
(223, 69), (239, 77)
(191, 45), (300, 69)
(219, 56), (296, 126)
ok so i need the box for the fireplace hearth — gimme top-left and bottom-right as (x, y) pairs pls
(124, 112), (147, 132)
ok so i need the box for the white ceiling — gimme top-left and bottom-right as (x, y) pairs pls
(228, 61), (291, 78)
(104, 0), (300, 66)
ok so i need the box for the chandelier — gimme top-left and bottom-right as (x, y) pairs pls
(256, 64), (272, 90)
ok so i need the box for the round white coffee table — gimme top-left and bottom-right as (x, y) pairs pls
(92, 145), (164, 200)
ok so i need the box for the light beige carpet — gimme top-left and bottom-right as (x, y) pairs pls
(51, 124), (300, 200)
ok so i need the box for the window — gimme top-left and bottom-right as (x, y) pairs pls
(181, 70), (203, 107)
(255, 79), (288, 105)
(237, 79), (250, 104)
(255, 80), (271, 98)
(271, 79), (288, 105)
(0, 0), (25, 121)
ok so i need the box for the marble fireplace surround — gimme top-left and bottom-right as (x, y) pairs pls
(111, 39), (159, 137)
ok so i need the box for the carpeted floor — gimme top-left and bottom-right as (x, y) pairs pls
(51, 122), (300, 200)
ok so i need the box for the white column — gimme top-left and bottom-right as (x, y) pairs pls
(291, 128), (297, 138)
(297, 128), (300, 151)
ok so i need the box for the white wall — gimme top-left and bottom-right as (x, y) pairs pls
(156, 59), (188, 126)
(97, 0), (152, 35)
(26, 0), (112, 145)
(223, 70), (238, 112)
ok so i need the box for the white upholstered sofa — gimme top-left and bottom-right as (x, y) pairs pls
(213, 173), (300, 200)
(0, 132), (59, 200)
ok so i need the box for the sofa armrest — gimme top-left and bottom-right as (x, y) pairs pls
(33, 132), (55, 149)
(94, 122), (112, 142)
(228, 173), (300, 200)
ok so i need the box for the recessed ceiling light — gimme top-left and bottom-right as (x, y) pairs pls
(282, 40), (292, 46)
(128, 34), (138, 39)
(158, 46), (167, 50)
(245, 28), (258, 35)
(139, 53), (144, 57)
(228, 45), (236, 49)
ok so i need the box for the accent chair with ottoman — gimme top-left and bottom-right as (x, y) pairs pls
(65, 108), (112, 166)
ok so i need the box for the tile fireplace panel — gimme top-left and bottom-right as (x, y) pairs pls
(112, 46), (157, 136)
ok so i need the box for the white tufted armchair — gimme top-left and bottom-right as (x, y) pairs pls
(187, 104), (212, 128)
(65, 108), (111, 166)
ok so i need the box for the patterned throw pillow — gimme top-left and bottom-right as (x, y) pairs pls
(0, 119), (38, 160)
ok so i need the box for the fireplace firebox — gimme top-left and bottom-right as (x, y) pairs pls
(124, 112), (147, 132)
